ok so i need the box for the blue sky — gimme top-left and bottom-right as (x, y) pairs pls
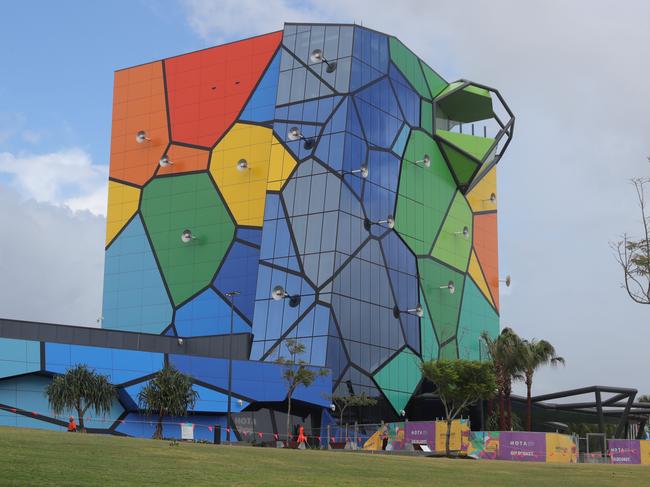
(1, 0), (649, 397)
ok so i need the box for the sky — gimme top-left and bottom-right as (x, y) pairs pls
(0, 0), (649, 399)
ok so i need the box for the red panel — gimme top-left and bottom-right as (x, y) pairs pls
(473, 213), (499, 310)
(165, 32), (282, 148)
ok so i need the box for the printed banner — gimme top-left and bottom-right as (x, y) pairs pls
(609, 439), (641, 464)
(498, 432), (546, 462)
(435, 419), (470, 452)
(404, 421), (436, 450)
(640, 440), (650, 465)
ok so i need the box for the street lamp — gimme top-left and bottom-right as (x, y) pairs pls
(225, 290), (240, 444)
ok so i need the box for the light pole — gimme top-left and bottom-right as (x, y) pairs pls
(225, 290), (240, 444)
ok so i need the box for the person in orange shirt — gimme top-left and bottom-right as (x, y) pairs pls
(67, 416), (77, 432)
(297, 425), (307, 445)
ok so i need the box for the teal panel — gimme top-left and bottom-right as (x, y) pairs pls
(102, 214), (173, 334)
(458, 279), (499, 360)
(0, 338), (40, 379)
(373, 348), (421, 414)
(392, 124), (410, 157)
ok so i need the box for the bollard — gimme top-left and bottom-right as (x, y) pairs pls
(213, 425), (221, 445)
(327, 424), (331, 450)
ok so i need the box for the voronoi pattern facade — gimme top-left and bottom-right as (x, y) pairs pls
(103, 23), (513, 417)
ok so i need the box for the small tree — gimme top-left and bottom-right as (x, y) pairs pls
(521, 339), (564, 431)
(276, 338), (329, 444)
(332, 392), (377, 429)
(420, 359), (496, 456)
(138, 365), (199, 439)
(45, 364), (115, 432)
(613, 171), (650, 304)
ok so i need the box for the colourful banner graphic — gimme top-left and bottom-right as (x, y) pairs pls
(467, 431), (500, 459)
(404, 421), (436, 450)
(435, 419), (470, 452)
(546, 433), (578, 463)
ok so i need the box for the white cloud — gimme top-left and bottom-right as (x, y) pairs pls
(0, 185), (104, 327)
(0, 148), (108, 216)
(180, 1), (650, 395)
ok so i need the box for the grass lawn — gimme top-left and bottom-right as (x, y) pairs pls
(0, 426), (647, 486)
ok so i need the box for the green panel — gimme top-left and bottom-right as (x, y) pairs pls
(389, 37), (430, 99)
(421, 62), (447, 98)
(373, 348), (422, 414)
(436, 86), (493, 123)
(439, 143), (480, 187)
(436, 81), (464, 98)
(458, 279), (499, 361)
(394, 130), (456, 255)
(141, 173), (235, 305)
(439, 339), (458, 359)
(418, 258), (465, 359)
(437, 131), (495, 161)
(419, 290), (438, 361)
(420, 100), (433, 134)
(431, 191), (473, 271)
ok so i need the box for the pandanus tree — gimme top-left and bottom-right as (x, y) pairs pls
(276, 338), (329, 444)
(45, 364), (116, 432)
(138, 365), (199, 439)
(522, 339), (564, 431)
(482, 328), (525, 430)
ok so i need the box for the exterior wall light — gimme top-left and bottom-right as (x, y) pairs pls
(499, 275), (511, 287)
(236, 158), (249, 171)
(159, 155), (173, 167)
(393, 304), (424, 319)
(310, 49), (337, 73)
(177, 338), (184, 346)
(364, 215), (395, 231)
(271, 285), (301, 308)
(454, 226), (470, 239)
(349, 165), (369, 178)
(287, 126), (315, 150)
(414, 154), (431, 168)
(181, 229), (196, 243)
(135, 130), (150, 143)
(440, 281), (455, 294)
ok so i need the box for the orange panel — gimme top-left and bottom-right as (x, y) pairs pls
(109, 61), (168, 186)
(157, 144), (210, 176)
(165, 32), (282, 148)
(473, 213), (499, 310)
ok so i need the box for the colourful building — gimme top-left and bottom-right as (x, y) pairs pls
(0, 23), (513, 440)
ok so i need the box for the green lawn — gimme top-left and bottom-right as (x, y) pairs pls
(0, 426), (647, 486)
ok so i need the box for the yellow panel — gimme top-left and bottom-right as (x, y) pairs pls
(545, 433), (578, 464)
(466, 165), (497, 212)
(468, 250), (495, 308)
(105, 180), (140, 247)
(641, 440), (650, 465)
(435, 419), (470, 452)
(209, 123), (297, 226)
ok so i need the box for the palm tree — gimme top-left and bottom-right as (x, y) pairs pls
(45, 364), (115, 432)
(482, 328), (525, 430)
(276, 338), (329, 445)
(138, 365), (199, 439)
(522, 339), (565, 431)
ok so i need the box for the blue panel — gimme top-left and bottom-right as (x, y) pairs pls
(213, 242), (261, 322)
(192, 384), (249, 413)
(44, 343), (164, 385)
(363, 183), (397, 237)
(240, 51), (280, 123)
(354, 79), (403, 148)
(102, 215), (172, 334)
(276, 95), (341, 125)
(367, 149), (400, 193)
(0, 338), (40, 379)
(174, 288), (250, 337)
(236, 227), (262, 247)
(392, 124), (410, 157)
(259, 193), (301, 272)
(389, 64), (421, 127)
(0, 374), (123, 431)
(352, 26), (389, 73)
